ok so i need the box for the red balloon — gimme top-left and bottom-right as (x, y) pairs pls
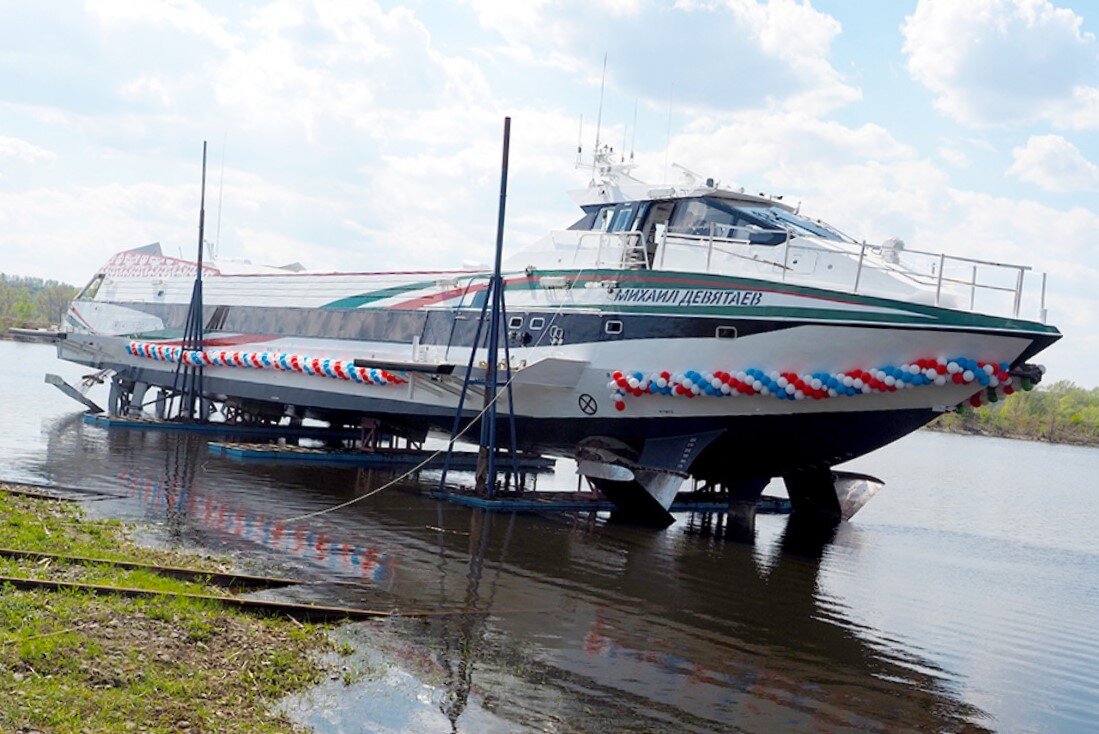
(615, 401), (626, 411)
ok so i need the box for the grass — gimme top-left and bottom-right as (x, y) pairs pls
(0, 488), (334, 733)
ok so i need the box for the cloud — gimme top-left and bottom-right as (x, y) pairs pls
(464, 0), (858, 114)
(1006, 134), (1099, 192)
(0, 135), (56, 165)
(902, 0), (1099, 128)
(937, 146), (971, 168)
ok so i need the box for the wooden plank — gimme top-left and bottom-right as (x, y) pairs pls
(0, 575), (402, 622)
(0, 548), (301, 591)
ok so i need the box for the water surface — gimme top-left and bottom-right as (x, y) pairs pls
(1, 340), (1096, 733)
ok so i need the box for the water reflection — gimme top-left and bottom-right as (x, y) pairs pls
(29, 412), (989, 732)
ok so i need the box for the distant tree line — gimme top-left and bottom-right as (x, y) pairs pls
(931, 379), (1099, 446)
(0, 273), (77, 334)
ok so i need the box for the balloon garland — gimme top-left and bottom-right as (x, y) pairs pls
(125, 341), (407, 386)
(606, 357), (1028, 412)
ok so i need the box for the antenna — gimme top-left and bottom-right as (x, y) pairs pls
(593, 53), (607, 158)
(663, 82), (673, 183)
(576, 114), (583, 166)
(213, 132), (227, 260)
(630, 98), (638, 161)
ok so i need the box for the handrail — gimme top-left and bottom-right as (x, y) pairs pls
(551, 226), (1043, 321)
(560, 230), (643, 268)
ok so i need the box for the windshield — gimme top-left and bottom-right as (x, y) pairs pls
(667, 197), (847, 242)
(735, 205), (847, 241)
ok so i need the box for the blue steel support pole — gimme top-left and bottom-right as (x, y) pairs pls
(499, 287), (520, 486)
(480, 117), (511, 499)
(438, 287), (492, 492)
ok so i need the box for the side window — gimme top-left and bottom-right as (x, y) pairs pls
(670, 200), (710, 235)
(508, 315), (523, 329)
(604, 319), (623, 335)
(598, 207), (613, 231)
(715, 326), (738, 339)
(609, 203), (638, 232)
(529, 317), (545, 330)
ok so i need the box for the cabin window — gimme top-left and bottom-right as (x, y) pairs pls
(715, 326), (738, 339)
(609, 203), (639, 232)
(598, 207), (614, 231)
(604, 320), (623, 335)
(76, 274), (104, 301)
(529, 317), (545, 330)
(508, 316), (523, 329)
(670, 200), (713, 235)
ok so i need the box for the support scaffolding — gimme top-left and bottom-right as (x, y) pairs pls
(167, 141), (210, 422)
(439, 118), (521, 498)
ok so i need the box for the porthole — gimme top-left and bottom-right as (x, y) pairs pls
(604, 320), (623, 335)
(508, 316), (523, 329)
(529, 317), (545, 330)
(715, 326), (738, 339)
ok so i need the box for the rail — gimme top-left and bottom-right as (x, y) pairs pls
(549, 226), (1046, 321)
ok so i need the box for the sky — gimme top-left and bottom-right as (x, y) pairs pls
(0, 0), (1096, 384)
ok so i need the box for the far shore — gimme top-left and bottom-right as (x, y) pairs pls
(923, 419), (1099, 449)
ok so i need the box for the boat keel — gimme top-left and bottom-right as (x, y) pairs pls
(576, 432), (724, 527)
(783, 468), (883, 524)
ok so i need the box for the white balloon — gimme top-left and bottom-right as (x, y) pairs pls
(884, 376), (896, 386)
(777, 376), (789, 388)
(962, 370), (974, 382)
(935, 375), (947, 386)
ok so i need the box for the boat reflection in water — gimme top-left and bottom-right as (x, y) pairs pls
(38, 418), (987, 733)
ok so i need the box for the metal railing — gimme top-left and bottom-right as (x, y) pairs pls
(550, 226), (1046, 321)
(561, 230), (649, 269)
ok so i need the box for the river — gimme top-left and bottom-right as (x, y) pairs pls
(1, 340), (1096, 733)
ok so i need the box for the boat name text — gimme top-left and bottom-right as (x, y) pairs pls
(609, 288), (764, 307)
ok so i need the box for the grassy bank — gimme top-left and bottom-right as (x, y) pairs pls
(929, 379), (1099, 447)
(0, 487), (334, 733)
